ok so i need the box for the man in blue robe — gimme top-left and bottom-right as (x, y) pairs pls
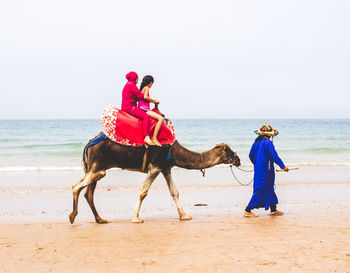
(244, 123), (289, 217)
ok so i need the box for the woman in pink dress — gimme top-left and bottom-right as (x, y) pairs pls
(138, 75), (165, 147)
(121, 71), (157, 146)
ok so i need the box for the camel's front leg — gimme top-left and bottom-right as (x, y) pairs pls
(162, 169), (192, 221)
(132, 165), (161, 223)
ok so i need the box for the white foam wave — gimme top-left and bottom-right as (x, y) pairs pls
(0, 166), (83, 172)
(0, 162), (349, 173)
(189, 162), (350, 168)
(290, 162), (350, 167)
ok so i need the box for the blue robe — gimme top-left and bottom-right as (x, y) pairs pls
(248, 138), (285, 210)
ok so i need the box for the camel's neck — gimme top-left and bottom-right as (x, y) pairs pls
(170, 141), (221, 170)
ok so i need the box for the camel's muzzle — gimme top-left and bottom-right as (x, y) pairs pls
(232, 154), (241, 167)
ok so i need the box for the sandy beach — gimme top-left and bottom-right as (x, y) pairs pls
(1, 209), (349, 273)
(2, 0), (350, 270)
(0, 166), (350, 272)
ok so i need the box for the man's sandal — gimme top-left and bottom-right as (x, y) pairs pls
(269, 210), (284, 216)
(243, 211), (258, 218)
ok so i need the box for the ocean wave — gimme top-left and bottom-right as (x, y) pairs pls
(25, 143), (83, 148)
(0, 166), (83, 172)
(230, 163), (350, 168)
(0, 142), (84, 150)
(0, 150), (83, 157)
(278, 147), (350, 154)
(182, 162), (350, 169)
(290, 162), (350, 167)
(0, 162), (349, 173)
(305, 147), (350, 153)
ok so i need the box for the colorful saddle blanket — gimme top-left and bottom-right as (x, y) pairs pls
(101, 105), (176, 146)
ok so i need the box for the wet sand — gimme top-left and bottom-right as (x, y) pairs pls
(0, 166), (350, 272)
(1, 210), (350, 273)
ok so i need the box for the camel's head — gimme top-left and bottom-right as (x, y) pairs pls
(215, 143), (240, 166)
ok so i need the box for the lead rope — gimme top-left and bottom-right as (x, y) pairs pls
(229, 164), (254, 186)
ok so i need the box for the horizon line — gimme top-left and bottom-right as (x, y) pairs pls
(1, 117), (350, 121)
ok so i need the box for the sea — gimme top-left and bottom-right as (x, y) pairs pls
(0, 119), (350, 172)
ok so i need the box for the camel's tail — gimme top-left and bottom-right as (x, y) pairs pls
(82, 143), (89, 173)
(82, 132), (107, 173)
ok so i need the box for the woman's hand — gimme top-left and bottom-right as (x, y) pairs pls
(283, 166), (289, 172)
(154, 100), (160, 105)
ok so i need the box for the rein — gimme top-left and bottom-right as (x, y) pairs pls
(229, 164), (254, 186)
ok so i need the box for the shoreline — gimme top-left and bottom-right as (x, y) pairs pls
(1, 166), (349, 224)
(1, 181), (349, 224)
(0, 165), (349, 192)
(1, 162), (350, 172)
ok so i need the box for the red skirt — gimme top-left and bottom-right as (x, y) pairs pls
(101, 105), (176, 146)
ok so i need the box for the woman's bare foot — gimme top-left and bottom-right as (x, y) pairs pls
(152, 138), (162, 147)
(144, 136), (155, 145)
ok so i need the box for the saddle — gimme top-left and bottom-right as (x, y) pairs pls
(101, 105), (176, 146)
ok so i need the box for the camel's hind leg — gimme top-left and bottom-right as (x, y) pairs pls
(162, 169), (192, 221)
(69, 170), (106, 224)
(84, 181), (108, 224)
(132, 165), (161, 223)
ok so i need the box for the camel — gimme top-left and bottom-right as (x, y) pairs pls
(69, 133), (241, 224)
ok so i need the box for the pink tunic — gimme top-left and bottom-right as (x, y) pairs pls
(121, 73), (144, 112)
(138, 94), (150, 111)
(121, 71), (150, 136)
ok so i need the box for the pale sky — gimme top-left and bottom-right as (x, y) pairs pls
(0, 0), (349, 119)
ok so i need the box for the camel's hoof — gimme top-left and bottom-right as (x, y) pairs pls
(131, 217), (144, 223)
(96, 218), (109, 224)
(69, 213), (76, 224)
(180, 215), (192, 221)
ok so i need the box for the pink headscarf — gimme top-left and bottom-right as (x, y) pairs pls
(126, 71), (138, 83)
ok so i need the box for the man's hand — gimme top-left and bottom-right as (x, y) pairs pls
(283, 166), (289, 172)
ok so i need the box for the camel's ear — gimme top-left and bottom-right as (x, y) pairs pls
(224, 144), (232, 153)
(215, 143), (225, 148)
(215, 143), (231, 153)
